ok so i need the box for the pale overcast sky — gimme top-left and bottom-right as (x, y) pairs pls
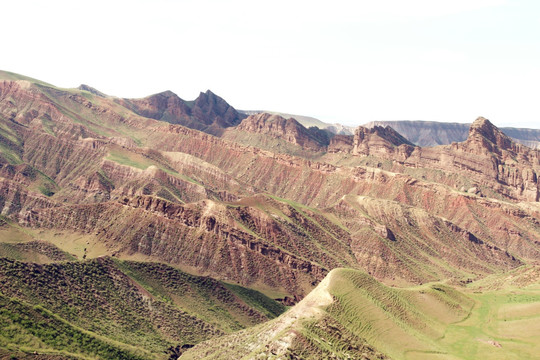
(3, 0), (540, 128)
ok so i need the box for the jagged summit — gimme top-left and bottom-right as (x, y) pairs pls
(466, 116), (519, 153)
(356, 125), (414, 147)
(116, 89), (191, 126)
(113, 88), (245, 135)
(361, 119), (540, 148)
(192, 89), (245, 129)
(1, 70), (539, 360)
(352, 125), (415, 159)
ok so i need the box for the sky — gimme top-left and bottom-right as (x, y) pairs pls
(3, 0), (540, 129)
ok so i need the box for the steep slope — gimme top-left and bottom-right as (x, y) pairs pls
(403, 117), (540, 202)
(0, 75), (537, 291)
(77, 84), (108, 98)
(353, 125), (415, 159)
(0, 257), (284, 359)
(13, 193), (352, 296)
(191, 90), (246, 132)
(182, 267), (540, 359)
(117, 90), (193, 127)
(364, 120), (471, 147)
(333, 194), (522, 285)
(117, 90), (245, 136)
(242, 111), (355, 136)
(223, 112), (331, 155)
(1, 71), (539, 359)
(145, 121), (540, 262)
(363, 120), (540, 149)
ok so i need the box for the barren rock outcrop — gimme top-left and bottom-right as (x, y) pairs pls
(235, 113), (328, 151)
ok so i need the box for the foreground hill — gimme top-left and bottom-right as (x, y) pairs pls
(181, 268), (540, 359)
(0, 256), (284, 359)
(0, 70), (539, 358)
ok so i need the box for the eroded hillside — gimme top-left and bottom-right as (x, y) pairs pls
(0, 70), (539, 359)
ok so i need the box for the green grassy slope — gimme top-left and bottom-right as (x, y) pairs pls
(0, 294), (147, 360)
(0, 70), (55, 86)
(181, 268), (540, 359)
(0, 258), (285, 359)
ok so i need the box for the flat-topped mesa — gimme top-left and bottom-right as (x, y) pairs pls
(237, 112), (329, 150)
(353, 125), (415, 159)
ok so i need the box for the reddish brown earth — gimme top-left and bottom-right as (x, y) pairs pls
(0, 71), (539, 299)
(231, 112), (330, 151)
(116, 89), (245, 135)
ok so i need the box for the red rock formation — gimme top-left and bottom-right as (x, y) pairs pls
(352, 125), (415, 161)
(117, 89), (245, 135)
(350, 118), (539, 202)
(327, 135), (354, 153)
(1, 73), (539, 296)
(235, 113), (328, 151)
(117, 90), (192, 126)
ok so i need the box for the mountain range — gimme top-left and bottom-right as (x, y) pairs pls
(0, 70), (538, 359)
(362, 120), (540, 148)
(250, 112), (540, 149)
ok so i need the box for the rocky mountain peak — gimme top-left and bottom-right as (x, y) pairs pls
(467, 116), (514, 152)
(355, 125), (414, 147)
(194, 90), (222, 107)
(192, 90), (245, 129)
(236, 112), (329, 150)
(143, 90), (189, 113)
(353, 125), (415, 159)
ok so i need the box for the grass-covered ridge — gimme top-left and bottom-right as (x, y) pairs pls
(181, 268), (540, 359)
(0, 257), (285, 359)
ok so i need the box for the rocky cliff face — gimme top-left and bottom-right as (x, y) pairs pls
(117, 89), (245, 135)
(235, 113), (329, 151)
(17, 195), (339, 295)
(349, 118), (539, 202)
(363, 119), (540, 149)
(191, 90), (245, 130)
(352, 125), (415, 160)
(327, 134), (354, 153)
(363, 120), (470, 147)
(0, 72), (539, 297)
(117, 90), (193, 126)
